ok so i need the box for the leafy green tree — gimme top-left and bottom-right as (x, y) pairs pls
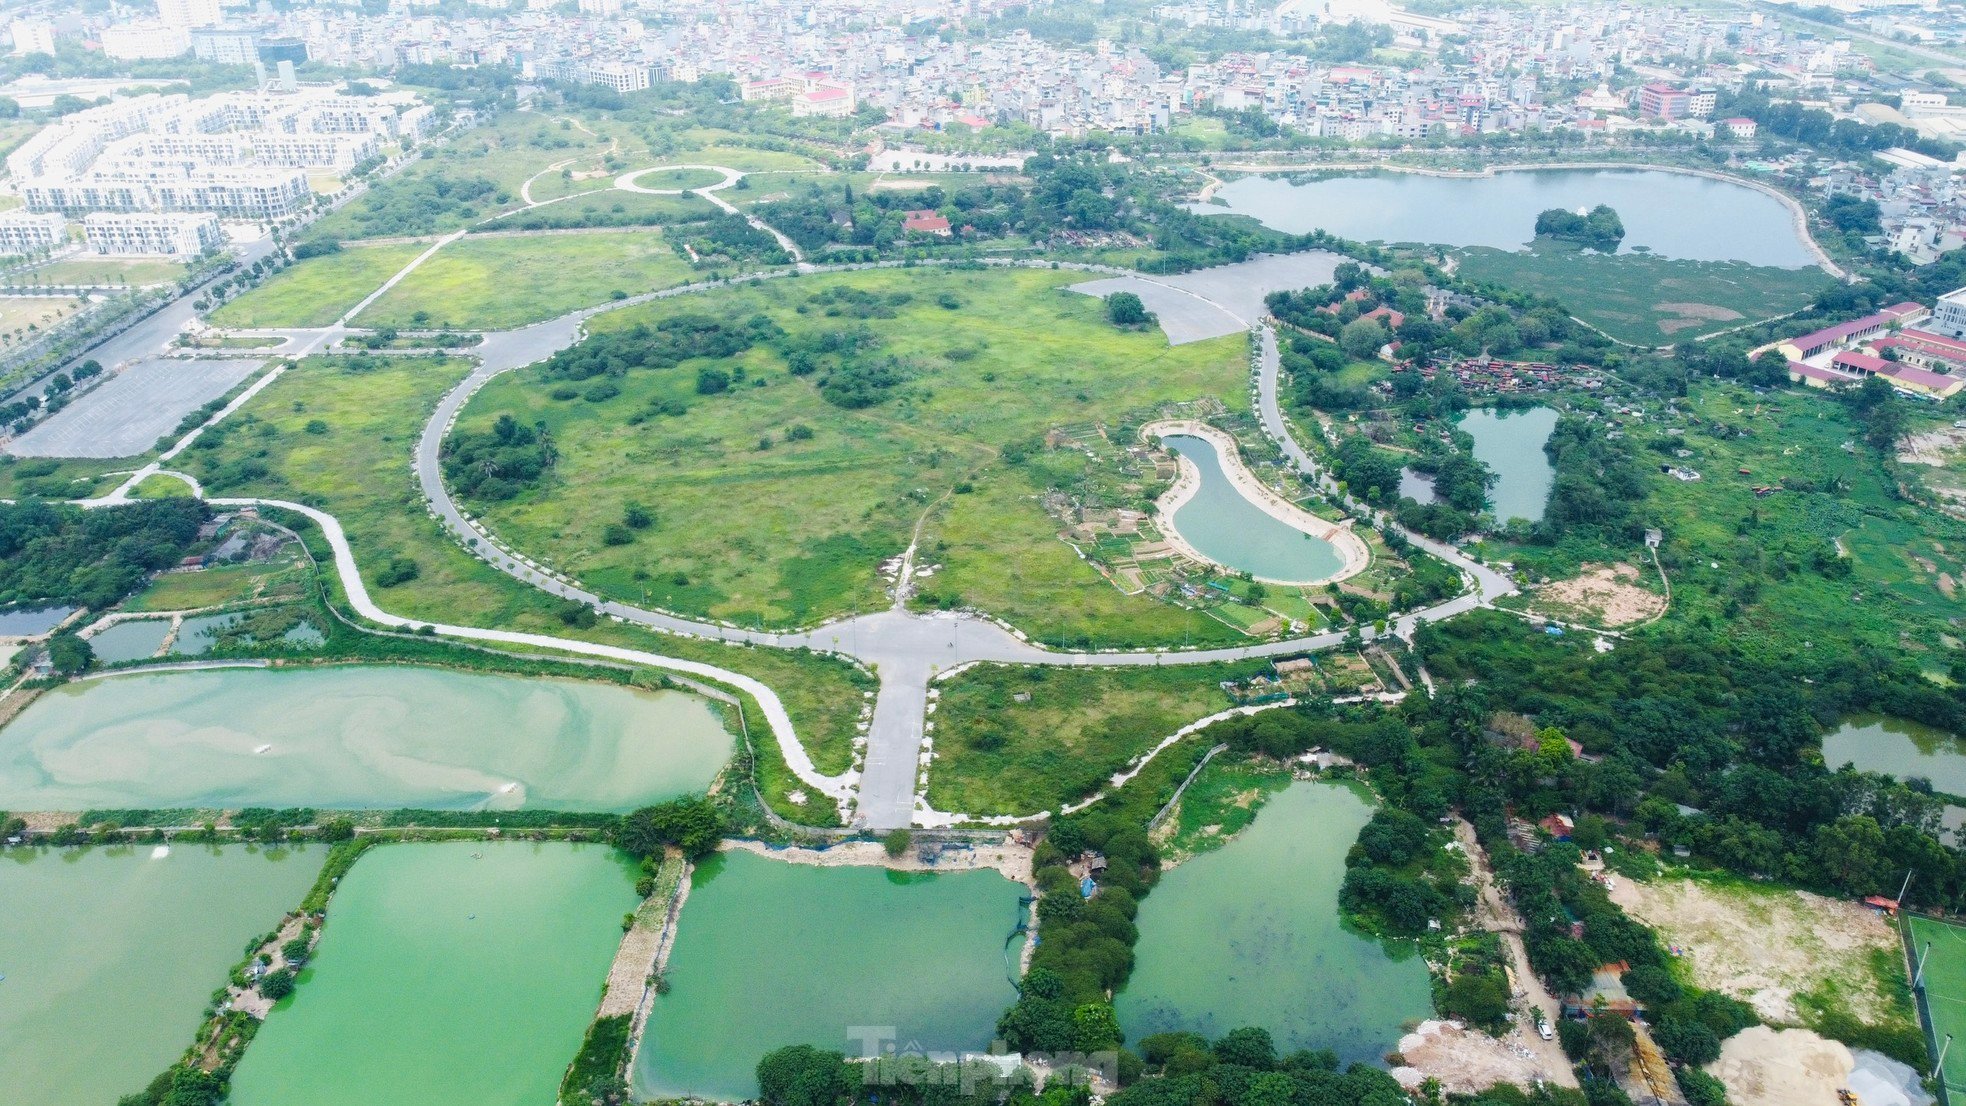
(1106, 291), (1149, 326)
(755, 1045), (847, 1106)
(1339, 316), (1390, 360)
(615, 796), (722, 859)
(258, 967), (295, 1000)
(1071, 1001), (1122, 1051)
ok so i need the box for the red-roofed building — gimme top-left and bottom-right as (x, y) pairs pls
(902, 209), (951, 236)
(792, 83), (855, 118)
(1832, 350), (1892, 375)
(1881, 363), (1966, 399)
(1876, 327), (1966, 372)
(1721, 117), (1757, 139)
(1363, 305), (1406, 329)
(1778, 303), (1925, 361)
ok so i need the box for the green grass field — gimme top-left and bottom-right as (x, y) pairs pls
(1455, 245), (1832, 346)
(456, 267), (1249, 642)
(482, 189), (720, 231)
(355, 231), (696, 331)
(210, 244), (425, 329)
(175, 353), (869, 804)
(1909, 914), (1966, 1100)
(1490, 381), (1966, 666)
(924, 660), (1261, 816)
(126, 557), (308, 612)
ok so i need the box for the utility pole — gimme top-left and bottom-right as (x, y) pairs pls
(1916, 941), (1935, 991)
(1899, 869), (1917, 910)
(1934, 1033), (1954, 1083)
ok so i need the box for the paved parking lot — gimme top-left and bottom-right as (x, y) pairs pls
(8, 358), (264, 459)
(1070, 251), (1346, 345)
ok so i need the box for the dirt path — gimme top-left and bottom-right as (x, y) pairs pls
(1454, 818), (1579, 1087)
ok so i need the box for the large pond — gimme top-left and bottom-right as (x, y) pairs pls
(87, 618), (172, 664)
(229, 842), (635, 1106)
(0, 604), (76, 636)
(0, 844), (322, 1106)
(634, 850), (1026, 1101)
(1162, 434), (1348, 583)
(1116, 782), (1430, 1065)
(1199, 169), (1817, 268)
(0, 665), (734, 812)
(1460, 407), (1558, 526)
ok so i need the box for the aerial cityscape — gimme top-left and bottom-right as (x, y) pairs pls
(6, 0), (1966, 1104)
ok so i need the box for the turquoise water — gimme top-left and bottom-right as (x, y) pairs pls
(87, 619), (171, 663)
(1459, 407), (1557, 525)
(1162, 434), (1346, 583)
(1202, 169), (1816, 267)
(634, 850), (1025, 1101)
(229, 842), (636, 1106)
(0, 665), (734, 812)
(1117, 782), (1430, 1065)
(0, 844), (323, 1106)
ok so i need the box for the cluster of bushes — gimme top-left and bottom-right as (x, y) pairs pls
(336, 173), (503, 238)
(611, 795), (723, 860)
(1532, 205), (1625, 253)
(441, 413), (555, 501)
(1338, 806), (1463, 936)
(1110, 1025), (1501, 1106)
(996, 812), (1160, 1054)
(0, 497), (208, 610)
(542, 312), (784, 382)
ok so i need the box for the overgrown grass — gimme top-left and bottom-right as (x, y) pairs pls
(209, 243), (425, 329)
(459, 267), (1249, 643)
(355, 231), (696, 331)
(925, 659), (1261, 816)
(1455, 245), (1831, 346)
(174, 353), (869, 802)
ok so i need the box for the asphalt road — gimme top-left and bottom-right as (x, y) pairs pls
(8, 358), (263, 458)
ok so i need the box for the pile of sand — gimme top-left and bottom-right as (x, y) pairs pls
(1707, 1026), (1852, 1106)
(1390, 1020), (1554, 1095)
(1530, 563), (1666, 628)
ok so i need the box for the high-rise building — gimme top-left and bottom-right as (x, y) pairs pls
(10, 19), (55, 56)
(157, 0), (222, 29)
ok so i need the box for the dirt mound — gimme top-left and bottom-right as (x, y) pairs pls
(1707, 1026), (1851, 1106)
(1391, 1019), (1561, 1094)
(1529, 563), (1666, 628)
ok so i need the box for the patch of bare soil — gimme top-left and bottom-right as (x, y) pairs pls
(1707, 1026), (1852, 1106)
(1609, 875), (1899, 1025)
(1528, 563), (1666, 628)
(1900, 426), (1966, 467)
(1392, 1020), (1556, 1095)
(1656, 302), (1746, 322)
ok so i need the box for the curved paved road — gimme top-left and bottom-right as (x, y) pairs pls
(397, 257), (1515, 827)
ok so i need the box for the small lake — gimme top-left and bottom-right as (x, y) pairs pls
(1460, 407), (1558, 525)
(634, 850), (1025, 1101)
(0, 665), (733, 812)
(1823, 715), (1966, 795)
(228, 842), (636, 1106)
(0, 844), (323, 1106)
(0, 604), (76, 636)
(1162, 434), (1347, 583)
(1398, 468), (1437, 506)
(1116, 782), (1430, 1065)
(87, 618), (172, 663)
(1199, 169), (1818, 268)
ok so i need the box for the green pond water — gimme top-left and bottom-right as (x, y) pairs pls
(0, 844), (323, 1106)
(1117, 782), (1430, 1065)
(1459, 407), (1557, 526)
(87, 618), (172, 663)
(1200, 169), (1816, 267)
(1824, 714), (1966, 795)
(634, 850), (1026, 1101)
(229, 841), (637, 1106)
(0, 665), (733, 812)
(1163, 434), (1346, 583)
(169, 613), (237, 655)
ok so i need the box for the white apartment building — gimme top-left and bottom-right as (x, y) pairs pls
(10, 19), (55, 56)
(158, 0), (222, 30)
(100, 22), (192, 60)
(1928, 286), (1966, 340)
(191, 27), (258, 65)
(250, 132), (377, 170)
(583, 61), (650, 94)
(83, 211), (221, 256)
(577, 0), (622, 14)
(0, 211), (66, 256)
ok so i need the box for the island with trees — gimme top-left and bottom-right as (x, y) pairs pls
(1532, 204), (1626, 252)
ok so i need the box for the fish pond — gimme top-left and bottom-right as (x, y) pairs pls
(0, 604), (76, 636)
(634, 850), (1027, 1101)
(1162, 433), (1348, 583)
(0, 844), (322, 1106)
(1116, 781), (1430, 1065)
(228, 842), (638, 1106)
(1824, 715), (1966, 799)
(86, 618), (172, 663)
(0, 665), (733, 812)
(1459, 407), (1558, 526)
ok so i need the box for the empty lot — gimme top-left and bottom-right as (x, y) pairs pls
(8, 358), (264, 458)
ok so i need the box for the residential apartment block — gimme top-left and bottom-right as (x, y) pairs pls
(82, 211), (223, 256)
(0, 211), (66, 257)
